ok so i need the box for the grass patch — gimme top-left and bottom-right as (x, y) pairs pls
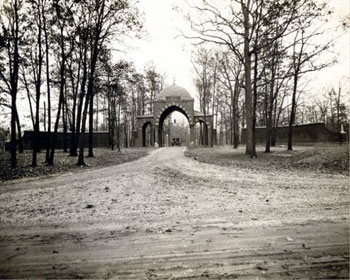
(185, 144), (349, 175)
(0, 147), (151, 182)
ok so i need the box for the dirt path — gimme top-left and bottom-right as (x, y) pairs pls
(0, 147), (348, 279)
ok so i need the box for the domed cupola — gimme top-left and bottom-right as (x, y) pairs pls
(156, 85), (194, 101)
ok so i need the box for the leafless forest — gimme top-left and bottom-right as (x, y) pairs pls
(0, 0), (349, 279)
(0, 0), (348, 166)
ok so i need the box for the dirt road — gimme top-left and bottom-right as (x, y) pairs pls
(0, 147), (348, 279)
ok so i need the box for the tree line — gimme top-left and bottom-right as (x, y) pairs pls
(0, 0), (348, 169)
(185, 0), (349, 157)
(0, 0), (166, 168)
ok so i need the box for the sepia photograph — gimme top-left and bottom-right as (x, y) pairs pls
(0, 0), (349, 278)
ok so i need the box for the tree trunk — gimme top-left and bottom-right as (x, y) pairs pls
(288, 73), (298, 151)
(219, 110), (223, 145)
(95, 96), (99, 131)
(223, 110), (228, 145)
(32, 100), (40, 167)
(233, 78), (240, 149)
(233, 112), (239, 149)
(23, 71), (35, 129)
(70, 91), (77, 155)
(110, 96), (115, 151)
(211, 66), (216, 147)
(265, 107), (273, 153)
(88, 91), (94, 157)
(116, 102), (121, 151)
(72, 45), (88, 156)
(44, 102), (46, 131)
(229, 107), (233, 145)
(15, 109), (23, 153)
(271, 95), (278, 147)
(77, 89), (90, 165)
(124, 114), (128, 148)
(44, 7), (51, 163)
(214, 97), (219, 145)
(9, 0), (20, 168)
(10, 99), (17, 168)
(242, 2), (255, 157)
(77, 1), (103, 164)
(62, 90), (68, 152)
(48, 24), (66, 165)
(203, 91), (208, 146)
(265, 66), (276, 153)
(32, 3), (43, 167)
(131, 92), (136, 147)
(251, 50), (259, 158)
(68, 52), (81, 156)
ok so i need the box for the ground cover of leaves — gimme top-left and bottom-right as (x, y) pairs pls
(0, 147), (348, 279)
(0, 147), (151, 182)
(185, 143), (349, 175)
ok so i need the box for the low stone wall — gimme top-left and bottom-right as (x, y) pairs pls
(20, 131), (110, 150)
(241, 123), (346, 144)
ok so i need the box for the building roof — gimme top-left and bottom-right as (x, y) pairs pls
(156, 85), (194, 101)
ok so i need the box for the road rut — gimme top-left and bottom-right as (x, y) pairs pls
(0, 147), (348, 279)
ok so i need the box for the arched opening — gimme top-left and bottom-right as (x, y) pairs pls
(194, 120), (208, 146)
(142, 122), (152, 147)
(158, 106), (190, 147)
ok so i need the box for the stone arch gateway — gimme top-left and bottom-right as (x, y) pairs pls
(135, 85), (213, 147)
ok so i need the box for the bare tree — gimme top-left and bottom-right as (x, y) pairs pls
(76, 0), (141, 165)
(24, 0), (46, 167)
(48, 0), (75, 165)
(218, 52), (243, 149)
(0, 0), (25, 167)
(192, 48), (214, 146)
(144, 62), (161, 114)
(182, 0), (303, 157)
(287, 4), (334, 150)
(42, 0), (53, 163)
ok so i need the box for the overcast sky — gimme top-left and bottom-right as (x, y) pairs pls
(0, 0), (348, 129)
(120, 0), (350, 101)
